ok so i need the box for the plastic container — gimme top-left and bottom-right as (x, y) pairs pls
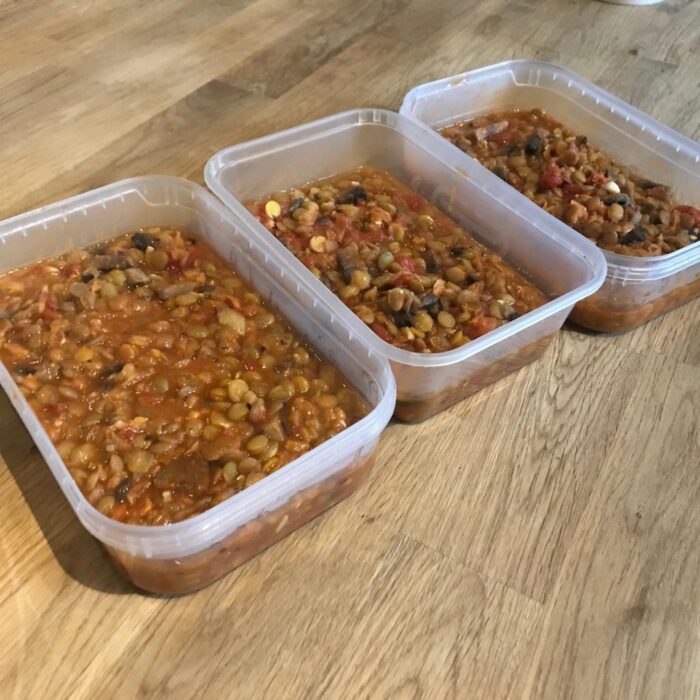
(205, 110), (606, 421)
(400, 60), (700, 332)
(0, 176), (395, 594)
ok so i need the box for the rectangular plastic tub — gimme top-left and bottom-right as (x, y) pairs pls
(205, 110), (606, 421)
(0, 176), (395, 594)
(400, 60), (700, 332)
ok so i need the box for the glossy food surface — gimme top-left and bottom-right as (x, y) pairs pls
(440, 109), (700, 256)
(0, 228), (369, 525)
(246, 167), (548, 353)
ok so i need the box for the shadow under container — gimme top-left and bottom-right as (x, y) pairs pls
(0, 176), (395, 594)
(205, 109), (606, 422)
(400, 60), (700, 333)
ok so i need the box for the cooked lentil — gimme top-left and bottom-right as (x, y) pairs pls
(440, 109), (700, 256)
(0, 227), (369, 525)
(245, 167), (548, 353)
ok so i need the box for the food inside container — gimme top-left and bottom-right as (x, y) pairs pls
(0, 177), (394, 594)
(245, 166), (549, 355)
(439, 107), (700, 332)
(108, 455), (374, 593)
(392, 331), (555, 421)
(0, 227), (370, 527)
(571, 268), (700, 331)
(400, 60), (700, 333)
(439, 109), (700, 258)
(206, 109), (606, 422)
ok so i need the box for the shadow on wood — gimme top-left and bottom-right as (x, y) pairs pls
(0, 390), (134, 595)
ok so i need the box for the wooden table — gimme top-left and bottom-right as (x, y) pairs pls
(1, 1), (698, 698)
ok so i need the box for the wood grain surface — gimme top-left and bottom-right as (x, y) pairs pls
(1, 1), (699, 698)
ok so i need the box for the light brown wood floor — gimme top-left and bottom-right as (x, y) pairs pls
(0, 1), (698, 698)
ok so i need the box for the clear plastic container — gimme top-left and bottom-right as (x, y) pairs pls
(205, 110), (606, 421)
(0, 176), (395, 594)
(400, 60), (700, 332)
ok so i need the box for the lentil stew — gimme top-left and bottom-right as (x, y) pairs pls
(0, 227), (370, 526)
(440, 109), (700, 257)
(245, 167), (549, 354)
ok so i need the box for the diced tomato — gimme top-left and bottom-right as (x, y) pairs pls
(165, 252), (180, 271)
(250, 201), (267, 222)
(333, 214), (352, 233)
(538, 164), (564, 190)
(392, 272), (414, 287)
(340, 226), (362, 244)
(677, 205), (700, 226)
(364, 227), (389, 243)
(562, 183), (588, 198)
(588, 171), (608, 185)
(343, 224), (387, 244)
(165, 246), (200, 271)
(396, 256), (416, 272)
(491, 131), (515, 144)
(289, 236), (306, 252)
(45, 402), (68, 417)
(41, 298), (61, 321)
(370, 322), (392, 343)
(400, 192), (427, 212)
(140, 394), (164, 406)
(466, 315), (498, 339)
(111, 504), (128, 521)
(62, 263), (81, 278)
(645, 186), (669, 201)
(201, 306), (218, 323)
(182, 245), (203, 269)
(119, 427), (140, 443)
(334, 215), (385, 244)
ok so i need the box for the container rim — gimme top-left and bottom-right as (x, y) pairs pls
(0, 175), (396, 558)
(205, 108), (608, 369)
(602, 243), (700, 279)
(399, 59), (700, 280)
(400, 59), (700, 158)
